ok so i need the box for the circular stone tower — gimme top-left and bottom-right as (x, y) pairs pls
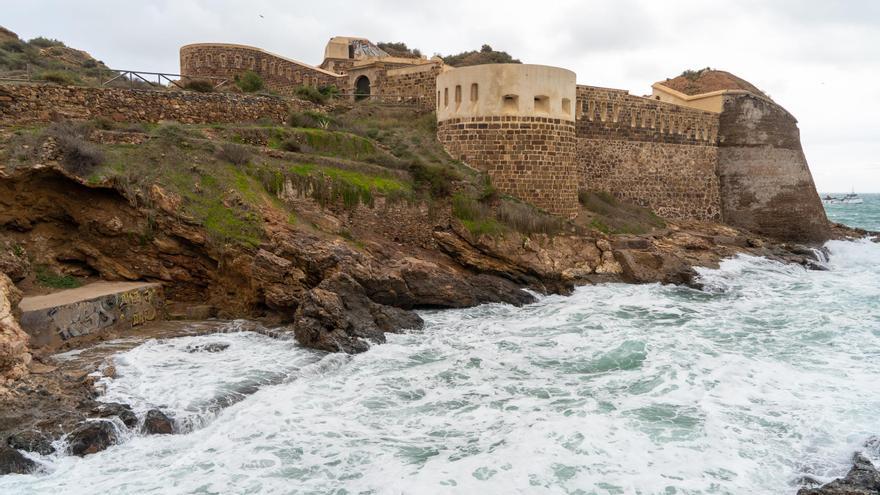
(436, 64), (578, 217)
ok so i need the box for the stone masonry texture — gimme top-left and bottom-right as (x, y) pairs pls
(438, 115), (579, 217)
(180, 45), (345, 96)
(0, 83), (314, 125)
(575, 85), (723, 221)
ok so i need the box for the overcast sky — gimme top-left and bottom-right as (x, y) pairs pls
(6, 0), (880, 192)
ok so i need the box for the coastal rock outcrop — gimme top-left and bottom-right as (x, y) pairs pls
(6, 430), (54, 455)
(0, 445), (36, 475)
(292, 273), (424, 353)
(0, 273), (30, 392)
(798, 452), (880, 495)
(66, 420), (119, 456)
(143, 409), (174, 435)
(92, 402), (138, 429)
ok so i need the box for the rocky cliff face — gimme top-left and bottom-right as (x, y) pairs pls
(716, 94), (830, 242)
(0, 273), (30, 394)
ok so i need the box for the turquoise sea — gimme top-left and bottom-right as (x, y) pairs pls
(1, 195), (878, 495)
(823, 192), (880, 231)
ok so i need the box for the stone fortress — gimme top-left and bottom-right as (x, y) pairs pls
(180, 37), (829, 242)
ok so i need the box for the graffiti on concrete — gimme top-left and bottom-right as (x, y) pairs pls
(118, 286), (159, 327)
(44, 286), (162, 341)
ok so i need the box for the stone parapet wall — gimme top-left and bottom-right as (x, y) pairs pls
(180, 44), (345, 96)
(716, 94), (829, 241)
(576, 85), (719, 146)
(578, 139), (722, 220)
(438, 116), (579, 217)
(381, 64), (441, 110)
(0, 83), (314, 125)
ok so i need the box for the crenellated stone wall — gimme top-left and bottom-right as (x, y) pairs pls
(438, 116), (579, 217)
(575, 85), (723, 221)
(180, 43), (345, 96)
(0, 83), (315, 125)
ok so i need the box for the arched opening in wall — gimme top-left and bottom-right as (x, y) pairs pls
(470, 83), (479, 102)
(437, 90), (440, 108)
(444, 88), (449, 107)
(534, 95), (549, 114)
(561, 98), (571, 117)
(503, 94), (519, 114)
(355, 75), (371, 100)
(454, 85), (462, 111)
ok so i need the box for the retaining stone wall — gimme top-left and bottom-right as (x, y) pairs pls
(0, 83), (314, 125)
(438, 116), (579, 217)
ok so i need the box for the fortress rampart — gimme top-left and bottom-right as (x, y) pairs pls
(180, 43), (344, 95)
(575, 85), (723, 221)
(436, 65), (579, 217)
(716, 94), (829, 241)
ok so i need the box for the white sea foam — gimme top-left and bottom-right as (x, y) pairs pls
(2, 240), (879, 494)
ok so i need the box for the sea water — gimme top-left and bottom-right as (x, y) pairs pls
(1, 210), (878, 494)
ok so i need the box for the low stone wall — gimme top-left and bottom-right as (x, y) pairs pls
(578, 139), (722, 220)
(0, 83), (313, 125)
(19, 282), (164, 348)
(716, 94), (829, 241)
(438, 116), (579, 217)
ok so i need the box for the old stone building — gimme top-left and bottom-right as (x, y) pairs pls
(180, 37), (829, 242)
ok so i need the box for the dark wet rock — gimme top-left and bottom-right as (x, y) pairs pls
(0, 445), (37, 474)
(92, 402), (138, 429)
(66, 420), (118, 456)
(185, 342), (229, 353)
(293, 272), (424, 354)
(6, 430), (54, 455)
(142, 409), (174, 435)
(798, 452), (880, 495)
(614, 249), (697, 286)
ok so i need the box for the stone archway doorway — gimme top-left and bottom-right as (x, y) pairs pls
(355, 75), (370, 100)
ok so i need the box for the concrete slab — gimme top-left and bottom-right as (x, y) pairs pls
(19, 281), (164, 348)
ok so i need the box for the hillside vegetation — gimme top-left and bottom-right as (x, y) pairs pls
(441, 44), (521, 67)
(0, 26), (109, 86)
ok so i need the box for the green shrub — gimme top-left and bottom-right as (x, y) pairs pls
(35, 265), (81, 289)
(28, 37), (65, 48)
(496, 201), (563, 235)
(235, 70), (264, 92)
(451, 193), (488, 221)
(46, 121), (104, 176)
(411, 161), (456, 197)
(183, 79), (214, 93)
(39, 70), (78, 86)
(294, 85), (328, 104)
(216, 143), (250, 165)
(279, 138), (301, 152)
(286, 110), (336, 129)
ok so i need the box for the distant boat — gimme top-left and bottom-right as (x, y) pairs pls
(841, 192), (863, 204)
(823, 189), (863, 205)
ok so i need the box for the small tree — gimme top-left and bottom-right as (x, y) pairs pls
(235, 70), (264, 92)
